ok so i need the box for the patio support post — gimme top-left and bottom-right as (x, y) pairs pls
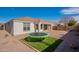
(4, 25), (5, 30)
(43, 24), (44, 30)
(38, 23), (40, 32)
(49, 24), (52, 31)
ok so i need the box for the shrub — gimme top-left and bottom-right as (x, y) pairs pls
(68, 19), (77, 26)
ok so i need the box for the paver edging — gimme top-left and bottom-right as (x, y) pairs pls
(20, 39), (40, 52)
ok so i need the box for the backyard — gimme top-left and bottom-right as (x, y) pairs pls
(23, 37), (63, 52)
(0, 30), (67, 52)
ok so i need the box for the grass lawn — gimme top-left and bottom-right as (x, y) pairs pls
(24, 37), (63, 52)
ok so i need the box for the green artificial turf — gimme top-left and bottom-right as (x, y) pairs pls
(24, 37), (63, 52)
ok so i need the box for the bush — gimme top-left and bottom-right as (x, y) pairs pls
(68, 19), (77, 26)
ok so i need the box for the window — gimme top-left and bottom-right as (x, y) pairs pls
(23, 23), (30, 31)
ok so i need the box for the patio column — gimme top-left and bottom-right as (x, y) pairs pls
(47, 25), (49, 31)
(43, 24), (45, 30)
(38, 23), (41, 32)
(4, 25), (5, 30)
(49, 24), (52, 31)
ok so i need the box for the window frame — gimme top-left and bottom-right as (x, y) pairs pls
(23, 22), (30, 31)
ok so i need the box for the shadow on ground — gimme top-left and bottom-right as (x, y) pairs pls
(42, 39), (63, 52)
(55, 30), (79, 52)
(43, 30), (79, 52)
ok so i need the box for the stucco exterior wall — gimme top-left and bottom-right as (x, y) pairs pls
(5, 20), (13, 35)
(13, 20), (35, 36)
(5, 19), (53, 36)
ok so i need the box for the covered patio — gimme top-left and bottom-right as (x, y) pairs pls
(40, 24), (52, 31)
(34, 20), (53, 32)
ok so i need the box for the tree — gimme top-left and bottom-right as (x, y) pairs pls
(68, 19), (77, 26)
(59, 16), (77, 30)
(60, 16), (71, 23)
(60, 16), (77, 26)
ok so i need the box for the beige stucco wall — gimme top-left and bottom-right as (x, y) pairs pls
(13, 20), (35, 36)
(5, 20), (13, 35)
(5, 19), (53, 36)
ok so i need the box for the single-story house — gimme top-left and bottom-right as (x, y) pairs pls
(5, 17), (53, 36)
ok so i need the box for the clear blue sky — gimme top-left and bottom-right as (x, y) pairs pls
(0, 7), (71, 23)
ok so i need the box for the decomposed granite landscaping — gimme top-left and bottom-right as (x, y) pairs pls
(23, 37), (63, 52)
